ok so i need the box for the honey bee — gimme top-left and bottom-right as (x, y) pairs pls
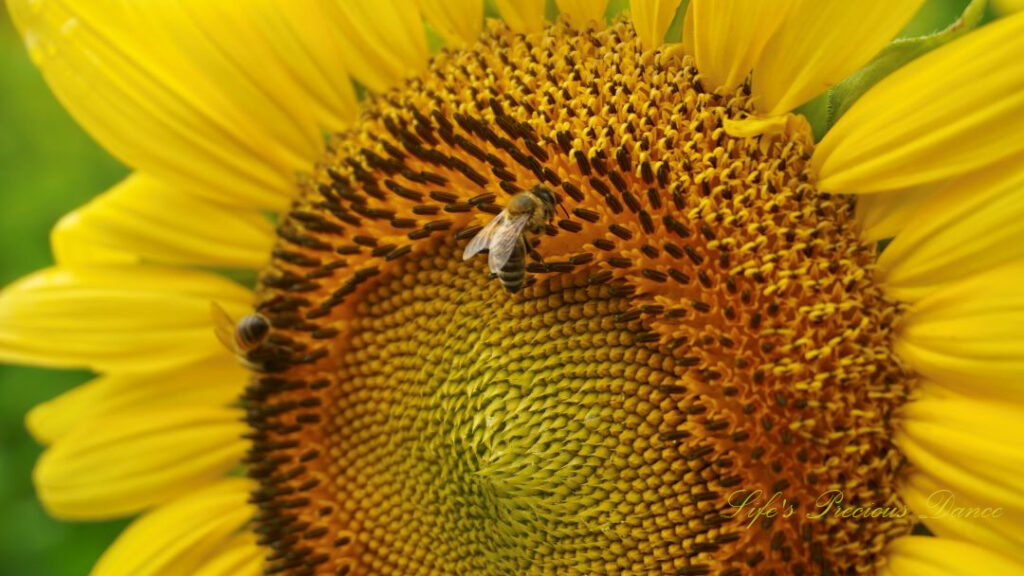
(211, 302), (271, 363)
(462, 185), (556, 293)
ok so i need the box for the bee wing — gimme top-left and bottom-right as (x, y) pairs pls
(210, 301), (237, 353)
(462, 212), (506, 260)
(486, 213), (531, 273)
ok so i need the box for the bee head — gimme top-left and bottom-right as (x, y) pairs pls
(532, 185), (562, 222)
(532, 185), (555, 208)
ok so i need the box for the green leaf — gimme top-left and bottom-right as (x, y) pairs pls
(663, 1), (690, 43)
(604, 0), (632, 21)
(825, 0), (988, 130)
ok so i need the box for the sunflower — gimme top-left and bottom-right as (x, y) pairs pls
(2, 0), (1023, 574)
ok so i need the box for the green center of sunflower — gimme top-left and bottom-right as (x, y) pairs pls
(243, 20), (915, 576)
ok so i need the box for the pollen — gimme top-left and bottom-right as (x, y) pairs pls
(243, 20), (914, 576)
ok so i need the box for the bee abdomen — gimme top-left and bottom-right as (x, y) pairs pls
(498, 243), (527, 293)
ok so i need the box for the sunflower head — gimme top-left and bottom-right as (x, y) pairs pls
(241, 19), (916, 575)
(2, 2), (1023, 576)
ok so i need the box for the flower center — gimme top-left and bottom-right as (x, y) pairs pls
(244, 20), (914, 576)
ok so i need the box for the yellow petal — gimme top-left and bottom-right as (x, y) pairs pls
(419, 0), (485, 47)
(723, 112), (812, 139)
(630, 0), (682, 51)
(26, 356), (247, 445)
(877, 155), (1024, 301)
(7, 0), (359, 211)
(34, 407), (247, 520)
(814, 12), (1024, 194)
(92, 478), (255, 576)
(901, 472), (1023, 561)
(993, 0), (1024, 14)
(245, 0), (361, 132)
(0, 266), (251, 372)
(687, 0), (789, 91)
(854, 184), (934, 242)
(895, 262), (1024, 399)
(51, 173), (275, 269)
(898, 395), (1024, 510)
(681, 1), (694, 54)
(495, 0), (548, 33)
(326, 0), (429, 93)
(879, 536), (1024, 576)
(556, 0), (609, 28)
(753, 0), (925, 115)
(193, 533), (263, 576)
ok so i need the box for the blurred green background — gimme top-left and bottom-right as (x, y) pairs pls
(0, 8), (128, 576)
(0, 1), (995, 575)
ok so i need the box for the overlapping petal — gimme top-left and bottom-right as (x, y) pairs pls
(898, 393), (1024, 535)
(92, 478), (256, 576)
(245, 0), (360, 133)
(555, 0), (609, 29)
(880, 536), (1024, 576)
(901, 471), (1023, 561)
(895, 262), (1024, 399)
(877, 155), (1024, 301)
(51, 173), (275, 269)
(326, 0), (430, 93)
(630, 0), (681, 51)
(854, 185), (934, 242)
(685, 0), (789, 92)
(419, 0), (485, 47)
(752, 0), (924, 115)
(495, 0), (547, 33)
(34, 407), (248, 520)
(6, 0), (361, 211)
(26, 355), (246, 445)
(753, 0), (921, 114)
(814, 12), (1024, 194)
(0, 266), (251, 371)
(193, 533), (264, 576)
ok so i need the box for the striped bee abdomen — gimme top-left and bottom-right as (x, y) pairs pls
(497, 239), (527, 293)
